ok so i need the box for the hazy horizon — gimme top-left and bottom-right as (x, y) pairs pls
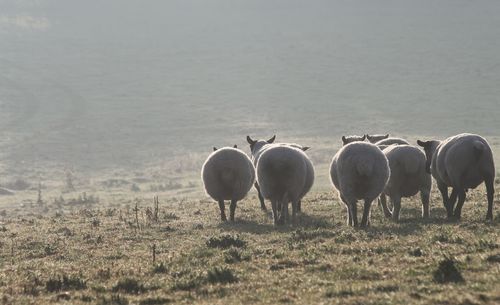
(1, 0), (500, 180)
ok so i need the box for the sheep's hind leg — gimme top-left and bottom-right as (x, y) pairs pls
(379, 194), (392, 218)
(350, 201), (359, 227)
(485, 176), (494, 221)
(437, 181), (449, 212)
(447, 188), (459, 219)
(279, 201), (289, 225)
(420, 189), (430, 219)
(229, 200), (237, 222)
(218, 200), (227, 222)
(453, 189), (466, 220)
(291, 200), (299, 225)
(297, 200), (302, 213)
(270, 200), (279, 225)
(254, 183), (266, 211)
(360, 199), (372, 227)
(391, 196), (402, 221)
(340, 195), (352, 226)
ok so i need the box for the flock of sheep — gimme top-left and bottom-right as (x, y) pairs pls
(201, 133), (495, 227)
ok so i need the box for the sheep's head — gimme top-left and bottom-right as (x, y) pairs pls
(341, 135), (366, 146)
(417, 139), (441, 174)
(366, 134), (389, 143)
(247, 135), (276, 156)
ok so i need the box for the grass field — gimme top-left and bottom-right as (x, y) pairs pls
(1, 183), (499, 305)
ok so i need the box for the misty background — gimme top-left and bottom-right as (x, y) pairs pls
(1, 0), (500, 193)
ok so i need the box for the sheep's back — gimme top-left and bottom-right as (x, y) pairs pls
(257, 146), (308, 202)
(331, 142), (389, 201)
(383, 145), (429, 196)
(201, 148), (255, 201)
(436, 133), (495, 188)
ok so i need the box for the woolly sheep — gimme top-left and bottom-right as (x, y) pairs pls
(201, 146), (256, 221)
(256, 145), (310, 225)
(341, 135), (366, 146)
(417, 133), (495, 220)
(366, 134), (389, 143)
(330, 141), (390, 227)
(246, 136), (314, 212)
(380, 145), (432, 221)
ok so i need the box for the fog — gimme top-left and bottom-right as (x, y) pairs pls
(1, 0), (500, 187)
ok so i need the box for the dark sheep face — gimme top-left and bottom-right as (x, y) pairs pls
(247, 135), (276, 154)
(341, 135), (366, 146)
(417, 140), (439, 174)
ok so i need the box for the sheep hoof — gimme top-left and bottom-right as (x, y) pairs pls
(486, 214), (493, 221)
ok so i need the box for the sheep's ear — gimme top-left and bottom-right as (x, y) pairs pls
(384, 134), (389, 138)
(416, 140), (427, 147)
(342, 136), (348, 145)
(233, 144), (237, 148)
(247, 136), (256, 145)
(267, 135), (276, 143)
(361, 135), (366, 141)
(213, 147), (218, 151)
(301, 146), (310, 151)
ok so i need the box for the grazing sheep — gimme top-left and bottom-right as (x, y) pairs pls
(201, 146), (256, 221)
(341, 135), (366, 146)
(380, 145), (432, 221)
(366, 134), (389, 143)
(417, 133), (495, 220)
(375, 137), (410, 146)
(330, 141), (390, 227)
(256, 145), (310, 225)
(246, 136), (314, 213)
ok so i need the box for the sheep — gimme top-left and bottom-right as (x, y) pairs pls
(246, 136), (314, 212)
(246, 135), (277, 210)
(330, 141), (390, 227)
(201, 146), (256, 222)
(341, 135), (366, 146)
(375, 137), (410, 146)
(366, 134), (389, 143)
(417, 133), (495, 220)
(379, 145), (432, 221)
(256, 145), (310, 225)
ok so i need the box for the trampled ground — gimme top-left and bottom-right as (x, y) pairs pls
(0, 186), (499, 305)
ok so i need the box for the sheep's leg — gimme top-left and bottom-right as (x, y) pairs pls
(350, 201), (359, 227)
(270, 200), (279, 225)
(297, 200), (302, 213)
(218, 200), (227, 222)
(229, 200), (237, 222)
(340, 195), (352, 225)
(447, 188), (459, 218)
(360, 199), (372, 227)
(453, 189), (466, 220)
(391, 196), (402, 222)
(278, 201), (288, 225)
(420, 189), (430, 219)
(347, 206), (353, 226)
(291, 200), (298, 225)
(379, 194), (392, 218)
(254, 183), (266, 211)
(485, 176), (494, 220)
(437, 181), (449, 211)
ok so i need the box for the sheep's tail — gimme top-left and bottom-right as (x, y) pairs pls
(472, 140), (485, 160)
(356, 158), (374, 176)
